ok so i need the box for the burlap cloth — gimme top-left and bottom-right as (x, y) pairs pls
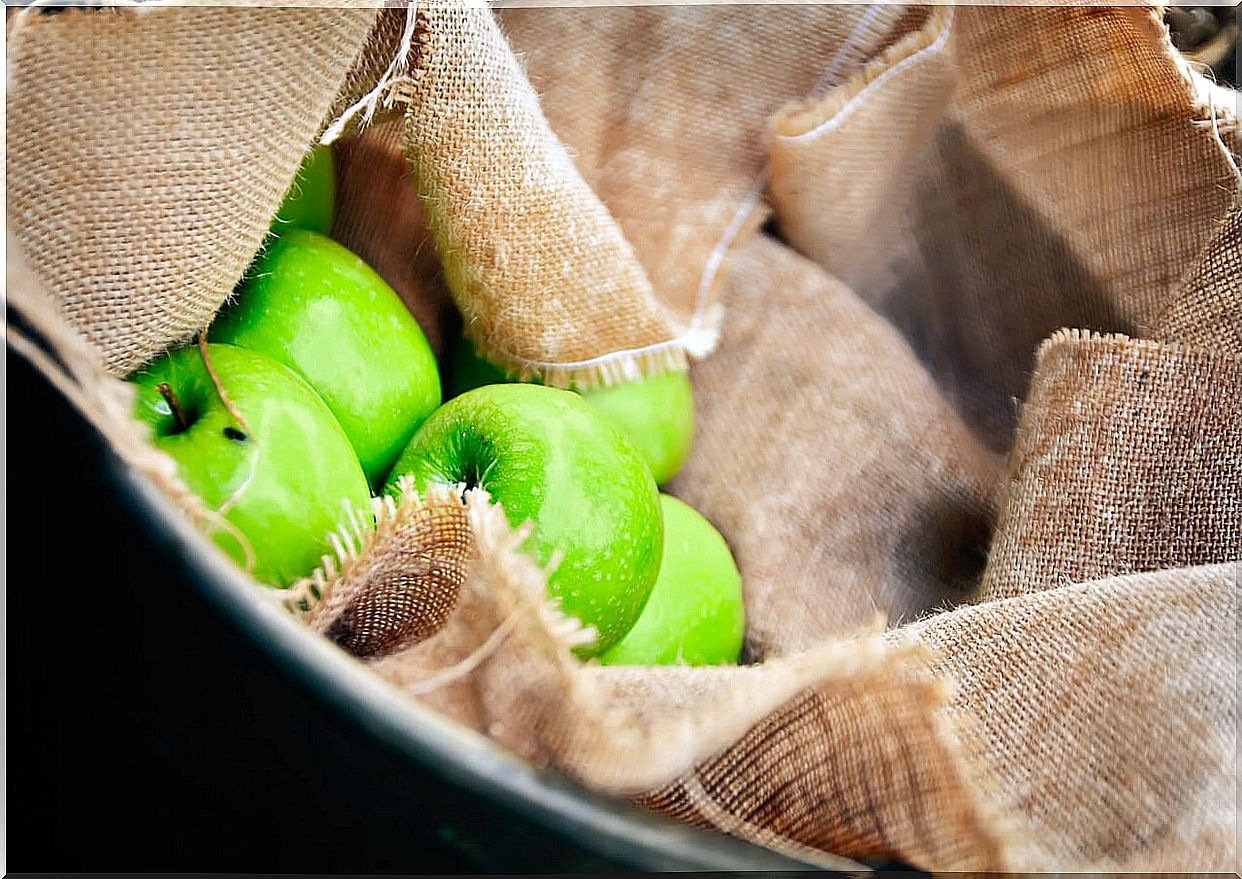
(6, 2), (1239, 871)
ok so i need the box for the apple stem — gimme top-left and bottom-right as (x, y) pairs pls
(156, 382), (190, 433)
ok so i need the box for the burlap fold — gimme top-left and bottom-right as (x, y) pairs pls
(980, 330), (1241, 602)
(1154, 195), (1242, 352)
(298, 481), (472, 659)
(672, 234), (1003, 657)
(900, 562), (1238, 871)
(5, 4), (381, 376)
(765, 6), (1241, 451)
(359, 486), (1013, 870)
(6, 1), (1239, 873)
(499, 3), (916, 323)
(399, 0), (686, 388)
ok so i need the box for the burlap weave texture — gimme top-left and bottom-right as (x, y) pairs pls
(6, 1), (1239, 872)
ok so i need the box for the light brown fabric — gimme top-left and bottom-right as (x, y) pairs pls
(5, 5), (380, 376)
(368, 492), (1011, 868)
(674, 234), (1002, 657)
(400, 0), (683, 388)
(635, 657), (1013, 871)
(500, 3), (915, 323)
(299, 482), (472, 659)
(6, 2), (1240, 874)
(641, 562), (1240, 874)
(980, 330), (1241, 602)
(897, 563), (1239, 871)
(767, 6), (954, 295)
(1154, 196), (1242, 352)
(769, 7), (1241, 450)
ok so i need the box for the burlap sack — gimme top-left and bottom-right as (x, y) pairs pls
(6, 1), (1239, 873)
(5, 2), (383, 377)
(399, 1), (690, 387)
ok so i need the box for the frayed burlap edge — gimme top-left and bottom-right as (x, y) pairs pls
(291, 479), (472, 657)
(1037, 326), (1242, 363)
(770, 5), (952, 142)
(394, 0), (707, 392)
(4, 235), (1038, 873)
(1148, 6), (1242, 184)
(358, 484), (1025, 870)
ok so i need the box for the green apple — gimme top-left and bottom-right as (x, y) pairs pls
(449, 337), (694, 486)
(211, 229), (441, 486)
(129, 343), (371, 588)
(448, 333), (510, 395)
(601, 494), (744, 666)
(582, 372), (694, 487)
(271, 144), (336, 235)
(385, 383), (663, 656)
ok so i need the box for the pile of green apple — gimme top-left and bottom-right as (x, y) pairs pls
(128, 146), (744, 666)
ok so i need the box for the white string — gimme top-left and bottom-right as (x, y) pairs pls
(688, 176), (766, 336)
(1200, 72), (1242, 185)
(688, 4), (900, 339)
(808, 3), (887, 99)
(320, 0), (420, 146)
(777, 5), (955, 146)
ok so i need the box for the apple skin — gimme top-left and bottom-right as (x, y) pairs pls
(582, 372), (694, 487)
(449, 337), (694, 486)
(271, 144), (336, 235)
(448, 333), (510, 395)
(129, 343), (371, 588)
(385, 383), (663, 656)
(211, 229), (441, 487)
(600, 494), (744, 667)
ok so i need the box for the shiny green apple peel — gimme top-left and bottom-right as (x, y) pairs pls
(212, 230), (441, 486)
(386, 384), (663, 656)
(272, 144), (336, 234)
(601, 494), (744, 666)
(449, 337), (694, 485)
(130, 343), (371, 588)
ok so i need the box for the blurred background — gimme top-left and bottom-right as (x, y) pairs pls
(1166, 5), (1237, 85)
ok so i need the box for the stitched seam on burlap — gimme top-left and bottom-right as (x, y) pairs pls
(688, 4), (897, 362)
(774, 5), (954, 146)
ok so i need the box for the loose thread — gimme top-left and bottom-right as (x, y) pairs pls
(405, 604), (525, 697)
(195, 334), (259, 549)
(197, 332), (252, 438)
(320, 0), (421, 145)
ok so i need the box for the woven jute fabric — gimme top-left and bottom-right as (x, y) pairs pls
(766, 6), (1241, 450)
(1154, 195), (1242, 352)
(980, 330), (1241, 602)
(766, 6), (955, 297)
(5, 4), (380, 377)
(399, 0), (685, 388)
(297, 482), (472, 659)
(6, 1), (1239, 873)
(499, 3), (917, 324)
(672, 234), (1003, 657)
(898, 562), (1238, 870)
